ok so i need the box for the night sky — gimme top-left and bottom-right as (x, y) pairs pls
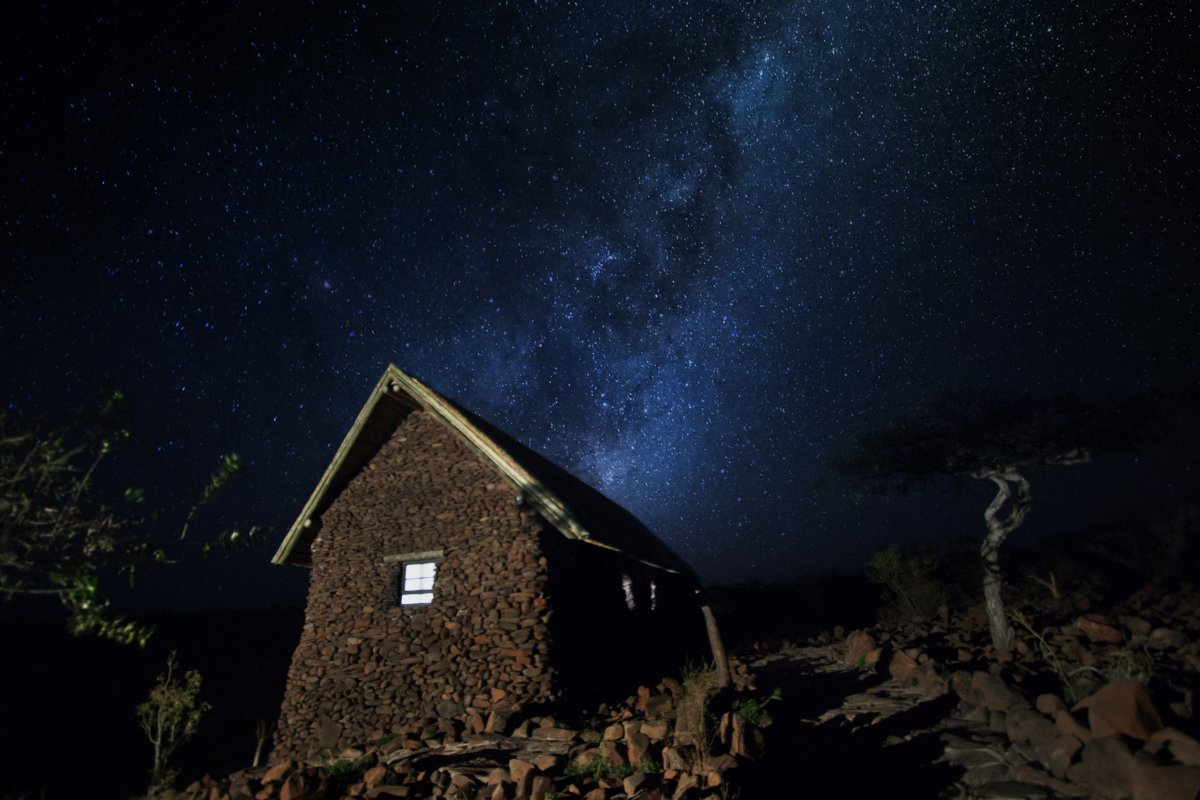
(2, 2), (1197, 606)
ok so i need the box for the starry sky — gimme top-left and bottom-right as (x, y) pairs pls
(2, 2), (1197, 605)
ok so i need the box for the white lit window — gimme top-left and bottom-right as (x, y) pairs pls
(621, 573), (636, 611)
(400, 560), (437, 605)
(650, 580), (658, 612)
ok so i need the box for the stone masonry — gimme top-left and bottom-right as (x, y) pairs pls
(273, 410), (558, 759)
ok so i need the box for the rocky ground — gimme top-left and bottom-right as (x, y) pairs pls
(772, 577), (1200, 799)
(158, 578), (1200, 800)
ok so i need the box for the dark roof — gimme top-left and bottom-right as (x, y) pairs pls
(273, 365), (696, 580)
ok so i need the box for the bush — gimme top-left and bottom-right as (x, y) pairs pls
(865, 545), (947, 623)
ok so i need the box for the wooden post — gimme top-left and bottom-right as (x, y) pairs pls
(700, 604), (731, 689)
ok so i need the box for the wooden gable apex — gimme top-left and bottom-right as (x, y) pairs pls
(273, 364), (692, 577)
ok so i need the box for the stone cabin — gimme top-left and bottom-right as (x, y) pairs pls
(272, 365), (704, 760)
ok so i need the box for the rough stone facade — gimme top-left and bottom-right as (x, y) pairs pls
(273, 408), (702, 761)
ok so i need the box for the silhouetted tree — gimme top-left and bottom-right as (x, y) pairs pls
(835, 389), (1152, 651)
(0, 391), (260, 645)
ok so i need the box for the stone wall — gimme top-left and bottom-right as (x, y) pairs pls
(273, 409), (557, 760)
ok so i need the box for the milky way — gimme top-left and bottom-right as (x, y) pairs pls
(2, 2), (1196, 598)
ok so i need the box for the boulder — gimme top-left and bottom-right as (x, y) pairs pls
(1147, 727), (1200, 768)
(1034, 734), (1082, 779)
(1074, 679), (1163, 741)
(844, 629), (880, 667)
(1073, 615), (1124, 645)
(973, 672), (1023, 712)
(1131, 751), (1200, 800)
(888, 650), (919, 684)
(1079, 736), (1135, 799)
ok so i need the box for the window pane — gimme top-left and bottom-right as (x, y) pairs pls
(400, 560), (437, 602)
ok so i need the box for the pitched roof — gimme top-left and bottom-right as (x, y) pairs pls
(272, 364), (696, 579)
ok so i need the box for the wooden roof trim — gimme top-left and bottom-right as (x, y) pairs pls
(389, 369), (592, 544)
(274, 364), (683, 575)
(271, 369), (416, 565)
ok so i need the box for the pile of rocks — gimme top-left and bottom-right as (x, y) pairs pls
(163, 660), (767, 800)
(825, 581), (1200, 798)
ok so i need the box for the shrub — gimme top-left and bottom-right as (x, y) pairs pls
(866, 545), (946, 623)
(137, 651), (211, 794)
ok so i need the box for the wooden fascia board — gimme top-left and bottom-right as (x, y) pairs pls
(272, 369), (400, 565)
(274, 364), (683, 576)
(388, 368), (591, 543)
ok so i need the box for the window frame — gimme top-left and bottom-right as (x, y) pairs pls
(383, 549), (443, 607)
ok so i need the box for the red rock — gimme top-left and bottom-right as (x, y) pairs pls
(972, 672), (1022, 712)
(262, 763), (293, 784)
(1074, 615), (1124, 645)
(844, 629), (879, 667)
(529, 776), (554, 799)
(508, 759), (535, 797)
(1147, 727), (1200, 768)
(1079, 736), (1134, 799)
(1035, 734), (1082, 779)
(641, 719), (670, 741)
(531, 726), (577, 741)
(626, 729), (651, 766)
(279, 772), (314, 800)
(1131, 751), (1200, 800)
(645, 694), (673, 718)
(362, 766), (388, 790)
(1149, 627), (1189, 649)
(1007, 706), (1057, 746)
(888, 650), (919, 683)
(1055, 709), (1092, 743)
(1035, 693), (1067, 716)
(1074, 679), (1163, 741)
(531, 754), (559, 772)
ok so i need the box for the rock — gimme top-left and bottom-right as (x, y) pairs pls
(1149, 627), (1189, 649)
(484, 768), (509, 785)
(844, 629), (880, 667)
(626, 729), (651, 766)
(1035, 694), (1066, 717)
(1079, 736), (1135, 799)
(889, 650), (919, 684)
(603, 723), (624, 740)
(1074, 679), (1163, 741)
(485, 710), (512, 734)
(279, 771), (316, 800)
(1054, 709), (1092, 743)
(508, 759), (535, 797)
(436, 700), (465, 719)
(531, 726), (577, 742)
(641, 719), (670, 741)
(1147, 727), (1200, 768)
(1006, 707), (1057, 747)
(662, 746), (689, 772)
(1131, 751), (1200, 800)
(1073, 615), (1124, 645)
(971, 778), (1052, 798)
(1119, 615), (1153, 638)
(531, 754), (559, 772)
(263, 762), (294, 784)
(645, 694), (673, 718)
(623, 771), (647, 796)
(973, 672), (1023, 712)
(1034, 734), (1082, 779)
(362, 766), (388, 790)
(1010, 765), (1089, 797)
(672, 773), (700, 800)
(529, 775), (554, 799)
